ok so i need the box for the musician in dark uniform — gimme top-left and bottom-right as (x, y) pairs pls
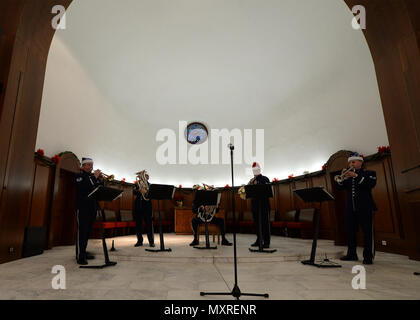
(133, 170), (155, 247)
(249, 162), (272, 248)
(189, 185), (232, 247)
(336, 152), (377, 265)
(75, 157), (104, 265)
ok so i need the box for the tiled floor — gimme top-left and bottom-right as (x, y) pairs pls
(0, 234), (419, 300)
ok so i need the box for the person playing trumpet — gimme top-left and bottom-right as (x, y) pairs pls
(133, 170), (155, 247)
(74, 157), (104, 265)
(336, 152), (377, 265)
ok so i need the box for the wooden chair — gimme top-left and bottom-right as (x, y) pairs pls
(197, 210), (226, 245)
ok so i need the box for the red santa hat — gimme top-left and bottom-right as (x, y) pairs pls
(252, 162), (261, 176)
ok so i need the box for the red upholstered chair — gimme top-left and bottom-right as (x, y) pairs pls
(225, 211), (235, 232)
(152, 211), (173, 232)
(239, 211), (254, 233)
(92, 209), (128, 238)
(120, 209), (135, 235)
(285, 208), (315, 239)
(272, 210), (298, 236)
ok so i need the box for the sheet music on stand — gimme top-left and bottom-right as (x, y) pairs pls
(88, 186), (123, 201)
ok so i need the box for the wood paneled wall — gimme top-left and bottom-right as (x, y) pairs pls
(6, 150), (409, 260)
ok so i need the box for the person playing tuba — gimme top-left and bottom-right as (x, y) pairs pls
(133, 170), (154, 247)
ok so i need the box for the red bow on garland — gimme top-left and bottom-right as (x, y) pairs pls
(51, 154), (60, 164)
(377, 146), (390, 153)
(36, 149), (45, 157)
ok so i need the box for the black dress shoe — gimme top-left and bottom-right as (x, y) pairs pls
(263, 244), (270, 249)
(221, 238), (232, 246)
(77, 258), (88, 265)
(134, 242), (143, 247)
(340, 255), (359, 261)
(86, 254), (95, 260)
(250, 241), (260, 247)
(189, 239), (199, 246)
(363, 259), (373, 265)
(149, 243), (155, 247)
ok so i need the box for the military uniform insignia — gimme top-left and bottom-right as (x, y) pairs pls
(76, 177), (83, 182)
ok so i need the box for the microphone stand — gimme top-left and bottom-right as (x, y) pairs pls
(200, 144), (269, 299)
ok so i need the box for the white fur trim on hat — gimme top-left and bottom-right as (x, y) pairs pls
(348, 156), (363, 162)
(81, 157), (93, 165)
(252, 162), (261, 175)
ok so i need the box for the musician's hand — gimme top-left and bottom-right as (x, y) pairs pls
(94, 169), (101, 179)
(347, 171), (358, 178)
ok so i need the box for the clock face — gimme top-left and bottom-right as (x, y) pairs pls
(185, 122), (208, 145)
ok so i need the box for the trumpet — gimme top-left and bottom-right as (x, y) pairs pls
(334, 167), (355, 184)
(101, 172), (114, 182)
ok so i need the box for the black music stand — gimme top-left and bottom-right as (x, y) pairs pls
(193, 190), (221, 250)
(200, 143), (269, 300)
(80, 186), (123, 269)
(293, 187), (341, 268)
(145, 184), (175, 253)
(246, 184), (277, 254)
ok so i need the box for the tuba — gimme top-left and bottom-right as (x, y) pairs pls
(238, 176), (256, 200)
(135, 170), (150, 201)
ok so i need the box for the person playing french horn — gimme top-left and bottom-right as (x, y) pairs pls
(336, 152), (377, 265)
(189, 184), (232, 247)
(133, 170), (155, 247)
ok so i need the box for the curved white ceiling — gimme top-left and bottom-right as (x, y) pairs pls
(37, 0), (388, 186)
